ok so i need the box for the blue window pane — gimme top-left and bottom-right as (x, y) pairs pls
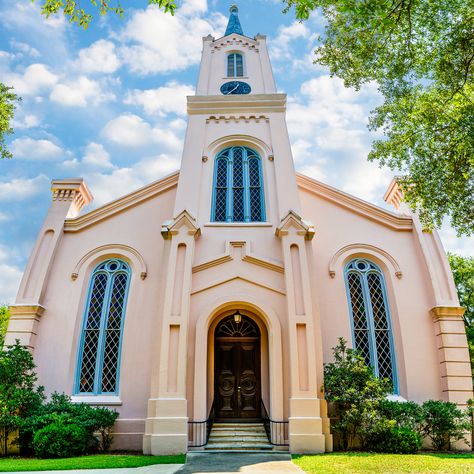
(212, 146), (265, 223)
(236, 54), (243, 76)
(227, 53), (243, 77)
(76, 260), (130, 395)
(345, 259), (397, 392)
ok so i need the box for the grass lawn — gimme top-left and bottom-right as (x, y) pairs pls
(0, 454), (186, 472)
(293, 452), (474, 474)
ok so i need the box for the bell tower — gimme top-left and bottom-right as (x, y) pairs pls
(144, 4), (331, 455)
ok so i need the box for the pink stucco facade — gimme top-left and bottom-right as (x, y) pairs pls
(6, 8), (472, 454)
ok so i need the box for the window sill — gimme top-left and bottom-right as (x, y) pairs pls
(222, 76), (249, 80)
(204, 222), (272, 227)
(71, 395), (122, 406)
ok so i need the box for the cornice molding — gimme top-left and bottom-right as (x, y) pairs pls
(191, 275), (286, 296)
(430, 306), (466, 320)
(275, 210), (315, 240)
(187, 94), (286, 115)
(9, 304), (45, 318)
(296, 173), (413, 232)
(206, 115), (269, 124)
(63, 171), (179, 233)
(161, 210), (200, 239)
(210, 33), (258, 51)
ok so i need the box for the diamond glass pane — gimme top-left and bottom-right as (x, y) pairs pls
(347, 272), (371, 366)
(367, 273), (388, 330)
(215, 188), (227, 221)
(236, 54), (243, 76)
(216, 159), (228, 187)
(250, 187), (262, 221)
(233, 149), (243, 187)
(79, 273), (107, 392)
(102, 328), (121, 393)
(375, 329), (394, 382)
(233, 187), (244, 221)
(248, 158), (260, 187)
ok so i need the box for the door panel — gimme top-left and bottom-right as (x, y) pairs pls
(215, 339), (260, 419)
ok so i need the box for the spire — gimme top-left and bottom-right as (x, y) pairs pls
(224, 4), (244, 36)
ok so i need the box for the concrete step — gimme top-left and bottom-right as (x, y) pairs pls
(205, 442), (274, 450)
(205, 422), (273, 451)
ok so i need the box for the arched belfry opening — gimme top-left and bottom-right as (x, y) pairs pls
(214, 312), (262, 420)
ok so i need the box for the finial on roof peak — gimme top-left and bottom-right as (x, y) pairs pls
(225, 3), (244, 36)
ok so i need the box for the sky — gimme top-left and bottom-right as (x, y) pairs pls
(0, 0), (472, 304)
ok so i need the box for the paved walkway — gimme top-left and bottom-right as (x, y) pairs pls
(175, 453), (305, 474)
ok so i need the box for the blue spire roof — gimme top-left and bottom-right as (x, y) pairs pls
(224, 4), (244, 36)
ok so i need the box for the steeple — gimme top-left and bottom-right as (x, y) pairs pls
(224, 4), (244, 36)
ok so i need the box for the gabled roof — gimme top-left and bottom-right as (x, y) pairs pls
(63, 171), (179, 232)
(296, 173), (413, 232)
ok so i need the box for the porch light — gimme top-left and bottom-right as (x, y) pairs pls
(233, 310), (242, 324)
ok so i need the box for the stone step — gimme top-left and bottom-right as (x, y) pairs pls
(209, 432), (268, 439)
(209, 436), (269, 443)
(205, 442), (274, 450)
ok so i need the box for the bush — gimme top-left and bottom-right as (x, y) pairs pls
(32, 418), (89, 458)
(377, 426), (422, 454)
(379, 400), (424, 432)
(421, 400), (471, 450)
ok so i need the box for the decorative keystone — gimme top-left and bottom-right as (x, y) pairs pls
(275, 210), (315, 240)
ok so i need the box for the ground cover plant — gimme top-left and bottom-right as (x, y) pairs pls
(292, 453), (474, 474)
(0, 454), (185, 472)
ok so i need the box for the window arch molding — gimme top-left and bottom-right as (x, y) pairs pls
(74, 258), (131, 395)
(226, 51), (245, 77)
(211, 145), (266, 222)
(343, 257), (399, 393)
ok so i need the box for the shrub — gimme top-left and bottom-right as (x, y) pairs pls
(421, 400), (471, 450)
(323, 338), (392, 450)
(32, 418), (88, 458)
(379, 399), (424, 432)
(377, 426), (422, 454)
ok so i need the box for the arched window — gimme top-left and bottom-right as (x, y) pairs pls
(212, 146), (265, 223)
(227, 53), (244, 77)
(344, 258), (398, 392)
(75, 259), (131, 394)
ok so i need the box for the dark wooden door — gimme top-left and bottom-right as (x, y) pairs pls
(215, 338), (260, 419)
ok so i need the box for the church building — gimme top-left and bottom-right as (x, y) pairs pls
(6, 5), (473, 454)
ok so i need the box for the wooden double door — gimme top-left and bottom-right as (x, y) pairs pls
(215, 337), (261, 420)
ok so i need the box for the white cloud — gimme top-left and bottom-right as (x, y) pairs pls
(50, 76), (115, 107)
(77, 40), (121, 74)
(13, 113), (40, 129)
(86, 154), (180, 206)
(6, 63), (58, 96)
(102, 114), (182, 151)
(82, 142), (114, 169)
(0, 262), (22, 304)
(269, 21), (310, 61)
(124, 81), (194, 116)
(0, 212), (11, 223)
(0, 175), (49, 201)
(117, 4), (226, 74)
(438, 223), (474, 257)
(10, 138), (64, 161)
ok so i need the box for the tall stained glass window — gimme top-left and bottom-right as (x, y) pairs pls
(75, 259), (130, 394)
(344, 258), (398, 392)
(212, 146), (265, 223)
(227, 53), (244, 77)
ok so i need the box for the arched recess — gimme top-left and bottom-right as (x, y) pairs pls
(206, 135), (272, 162)
(193, 296), (284, 422)
(329, 243), (402, 280)
(329, 243), (407, 397)
(71, 244), (148, 281)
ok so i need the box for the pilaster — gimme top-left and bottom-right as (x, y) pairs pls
(430, 306), (473, 406)
(143, 211), (200, 455)
(276, 211), (330, 453)
(7, 179), (92, 350)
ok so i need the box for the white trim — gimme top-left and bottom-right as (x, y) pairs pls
(71, 395), (122, 406)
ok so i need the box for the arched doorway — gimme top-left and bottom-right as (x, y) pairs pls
(214, 313), (261, 420)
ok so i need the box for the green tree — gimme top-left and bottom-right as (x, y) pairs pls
(323, 337), (393, 450)
(0, 85), (19, 160)
(0, 306), (10, 349)
(0, 341), (44, 455)
(448, 253), (474, 380)
(284, 0), (474, 235)
(32, 0), (176, 28)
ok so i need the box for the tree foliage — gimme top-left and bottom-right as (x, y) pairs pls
(32, 0), (176, 28)
(0, 306), (10, 349)
(0, 85), (19, 160)
(284, 0), (474, 235)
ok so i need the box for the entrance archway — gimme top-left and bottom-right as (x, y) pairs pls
(214, 314), (261, 420)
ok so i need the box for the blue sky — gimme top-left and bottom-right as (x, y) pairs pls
(0, 0), (472, 303)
